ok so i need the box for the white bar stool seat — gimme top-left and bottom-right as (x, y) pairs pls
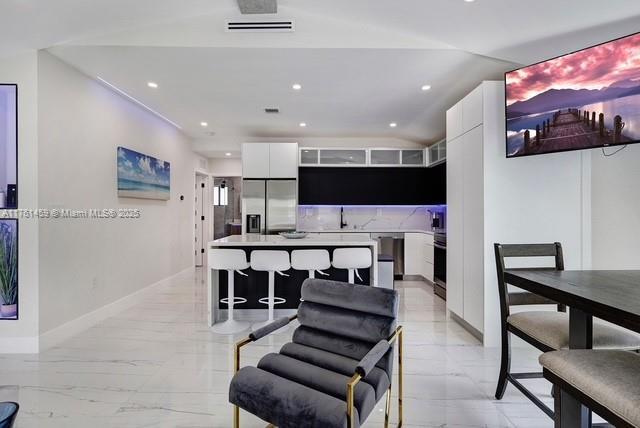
(209, 249), (251, 334)
(332, 248), (372, 284)
(251, 250), (291, 330)
(291, 249), (331, 301)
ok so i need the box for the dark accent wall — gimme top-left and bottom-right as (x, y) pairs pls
(298, 163), (446, 205)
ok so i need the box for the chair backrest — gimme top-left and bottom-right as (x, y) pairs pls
(208, 249), (249, 271)
(331, 248), (372, 269)
(494, 242), (564, 320)
(0, 402), (18, 428)
(250, 250), (291, 272)
(296, 278), (398, 378)
(291, 249), (331, 271)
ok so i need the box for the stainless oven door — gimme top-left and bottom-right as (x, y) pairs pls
(433, 243), (446, 299)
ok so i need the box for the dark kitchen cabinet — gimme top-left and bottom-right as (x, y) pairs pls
(298, 163), (446, 206)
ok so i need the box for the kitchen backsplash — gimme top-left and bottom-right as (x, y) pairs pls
(297, 206), (446, 232)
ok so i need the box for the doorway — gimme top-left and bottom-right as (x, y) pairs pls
(212, 177), (242, 240)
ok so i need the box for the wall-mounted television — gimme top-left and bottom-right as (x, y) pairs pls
(506, 32), (640, 158)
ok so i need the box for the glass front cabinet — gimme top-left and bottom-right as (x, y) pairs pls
(300, 147), (428, 167)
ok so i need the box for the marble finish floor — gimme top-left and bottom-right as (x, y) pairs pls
(0, 270), (557, 427)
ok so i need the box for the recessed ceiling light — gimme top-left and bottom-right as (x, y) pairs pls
(200, 121), (208, 127)
(292, 83), (302, 90)
(389, 122), (398, 128)
(421, 84), (432, 91)
(147, 81), (158, 88)
(225, 152), (232, 157)
(299, 122), (307, 127)
(464, 0), (475, 2)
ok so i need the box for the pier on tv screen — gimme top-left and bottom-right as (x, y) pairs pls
(506, 32), (640, 158)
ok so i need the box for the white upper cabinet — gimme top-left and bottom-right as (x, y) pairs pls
(269, 143), (298, 178)
(446, 101), (463, 141)
(242, 143), (270, 178)
(462, 84), (484, 132)
(242, 143), (298, 178)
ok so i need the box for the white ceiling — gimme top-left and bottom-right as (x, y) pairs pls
(48, 46), (513, 149)
(4, 0), (640, 157)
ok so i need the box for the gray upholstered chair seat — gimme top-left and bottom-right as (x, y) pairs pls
(540, 350), (640, 427)
(507, 311), (640, 350)
(230, 366), (360, 428)
(258, 353), (377, 421)
(280, 342), (391, 400)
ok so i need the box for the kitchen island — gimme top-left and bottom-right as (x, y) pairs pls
(207, 233), (378, 326)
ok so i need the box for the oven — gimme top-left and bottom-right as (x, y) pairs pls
(433, 232), (446, 300)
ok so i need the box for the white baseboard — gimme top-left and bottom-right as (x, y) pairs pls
(0, 336), (39, 353)
(36, 266), (195, 352)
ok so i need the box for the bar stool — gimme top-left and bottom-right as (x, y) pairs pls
(209, 249), (251, 334)
(291, 249), (331, 301)
(251, 250), (290, 329)
(331, 248), (372, 284)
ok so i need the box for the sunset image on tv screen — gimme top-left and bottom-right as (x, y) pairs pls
(506, 32), (640, 157)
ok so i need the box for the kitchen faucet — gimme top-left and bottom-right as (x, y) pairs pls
(340, 207), (347, 229)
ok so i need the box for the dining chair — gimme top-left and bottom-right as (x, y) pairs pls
(0, 402), (19, 428)
(229, 278), (402, 428)
(541, 349), (640, 427)
(494, 242), (640, 418)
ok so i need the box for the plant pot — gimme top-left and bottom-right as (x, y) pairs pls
(0, 304), (17, 318)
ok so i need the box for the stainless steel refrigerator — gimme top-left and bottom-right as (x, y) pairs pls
(243, 179), (297, 234)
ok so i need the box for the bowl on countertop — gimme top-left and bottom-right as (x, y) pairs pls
(279, 231), (308, 239)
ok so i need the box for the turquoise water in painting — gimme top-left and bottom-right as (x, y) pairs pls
(118, 178), (170, 193)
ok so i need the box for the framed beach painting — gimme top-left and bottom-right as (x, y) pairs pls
(117, 147), (170, 200)
(0, 219), (18, 320)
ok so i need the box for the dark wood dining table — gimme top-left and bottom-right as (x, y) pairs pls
(504, 269), (640, 428)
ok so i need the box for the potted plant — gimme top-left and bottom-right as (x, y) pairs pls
(0, 222), (17, 319)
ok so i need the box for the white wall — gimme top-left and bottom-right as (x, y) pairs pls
(0, 52), (39, 352)
(591, 144), (640, 269)
(36, 52), (202, 339)
(208, 158), (241, 177)
(481, 81), (589, 347)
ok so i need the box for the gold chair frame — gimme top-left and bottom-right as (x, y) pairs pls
(233, 315), (404, 428)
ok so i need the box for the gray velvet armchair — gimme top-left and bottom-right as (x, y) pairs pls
(229, 278), (403, 428)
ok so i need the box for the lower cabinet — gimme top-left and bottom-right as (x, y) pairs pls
(404, 233), (434, 282)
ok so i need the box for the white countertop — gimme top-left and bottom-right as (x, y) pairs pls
(208, 233), (376, 247)
(300, 229), (434, 235)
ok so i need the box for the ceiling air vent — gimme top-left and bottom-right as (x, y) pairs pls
(226, 20), (294, 32)
(264, 108), (280, 114)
